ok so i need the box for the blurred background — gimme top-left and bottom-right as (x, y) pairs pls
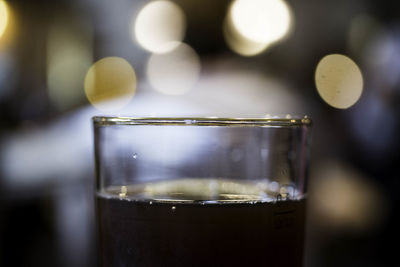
(0, 0), (399, 266)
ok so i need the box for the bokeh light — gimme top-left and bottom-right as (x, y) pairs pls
(363, 29), (400, 90)
(347, 14), (381, 58)
(133, 0), (186, 54)
(224, 0), (293, 56)
(147, 42), (201, 95)
(231, 0), (292, 43)
(0, 1), (9, 39)
(315, 54), (363, 109)
(0, 0), (16, 50)
(310, 160), (386, 231)
(84, 57), (137, 111)
(223, 13), (269, 56)
(47, 22), (92, 110)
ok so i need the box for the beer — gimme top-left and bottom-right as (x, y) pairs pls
(97, 179), (306, 267)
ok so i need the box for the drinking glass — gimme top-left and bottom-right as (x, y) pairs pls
(93, 116), (311, 267)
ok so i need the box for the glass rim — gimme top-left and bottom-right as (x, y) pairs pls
(93, 116), (312, 127)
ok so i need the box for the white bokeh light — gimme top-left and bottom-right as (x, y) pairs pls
(133, 0), (186, 54)
(223, 14), (270, 56)
(231, 0), (292, 43)
(224, 0), (293, 56)
(147, 42), (201, 95)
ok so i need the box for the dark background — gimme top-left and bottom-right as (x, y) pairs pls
(1, 0), (399, 266)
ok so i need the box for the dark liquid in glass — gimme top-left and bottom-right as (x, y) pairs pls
(97, 179), (306, 267)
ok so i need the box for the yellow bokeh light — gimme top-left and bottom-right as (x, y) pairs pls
(315, 54), (363, 109)
(147, 42), (200, 95)
(133, 0), (186, 54)
(47, 21), (92, 110)
(0, 1), (9, 39)
(84, 57), (137, 111)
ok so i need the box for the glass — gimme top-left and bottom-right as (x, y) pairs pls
(93, 116), (311, 267)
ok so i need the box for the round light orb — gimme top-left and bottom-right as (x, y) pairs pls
(223, 12), (269, 56)
(84, 57), (137, 111)
(147, 42), (200, 95)
(315, 54), (363, 109)
(230, 0), (293, 44)
(133, 0), (186, 54)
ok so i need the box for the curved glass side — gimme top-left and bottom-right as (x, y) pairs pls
(93, 117), (311, 202)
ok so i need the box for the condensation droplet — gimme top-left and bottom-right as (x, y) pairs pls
(132, 153), (138, 159)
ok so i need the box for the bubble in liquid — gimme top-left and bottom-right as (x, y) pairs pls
(149, 201), (153, 205)
(269, 181), (280, 192)
(171, 206), (176, 211)
(278, 186), (291, 200)
(119, 185), (128, 198)
(280, 187), (288, 195)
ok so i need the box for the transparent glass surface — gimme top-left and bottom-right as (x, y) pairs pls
(93, 116), (311, 267)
